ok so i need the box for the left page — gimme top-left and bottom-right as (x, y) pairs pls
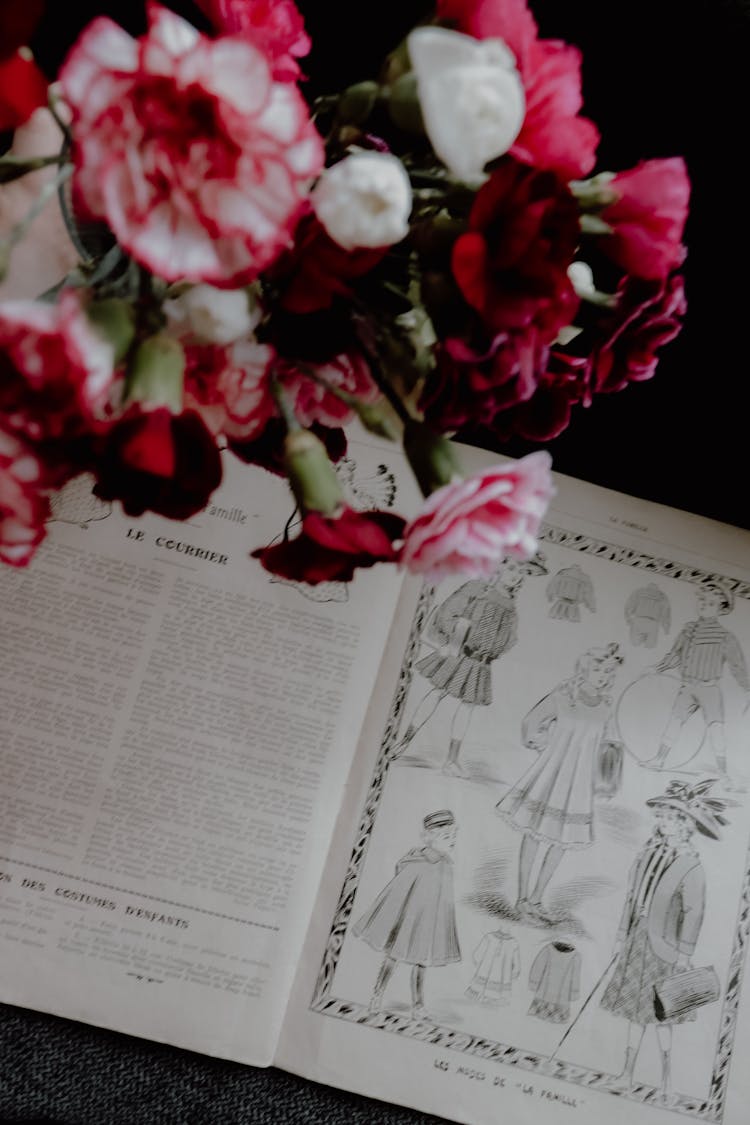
(0, 433), (414, 1065)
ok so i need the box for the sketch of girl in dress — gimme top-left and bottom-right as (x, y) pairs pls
(599, 779), (731, 1100)
(393, 554), (547, 776)
(495, 643), (625, 922)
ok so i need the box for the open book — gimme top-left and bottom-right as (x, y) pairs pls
(2, 432), (750, 1125)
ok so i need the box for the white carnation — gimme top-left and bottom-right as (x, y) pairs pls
(408, 26), (525, 186)
(312, 152), (412, 250)
(166, 284), (260, 345)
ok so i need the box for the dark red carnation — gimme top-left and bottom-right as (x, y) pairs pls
(252, 505), (405, 584)
(0, 50), (48, 132)
(451, 159), (580, 341)
(590, 275), (686, 394)
(93, 407), (223, 519)
(270, 213), (387, 315)
(493, 351), (593, 440)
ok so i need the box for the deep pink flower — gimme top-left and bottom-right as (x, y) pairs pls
(451, 159), (580, 340)
(280, 352), (378, 429)
(590, 274), (687, 394)
(598, 158), (690, 280)
(93, 406), (223, 519)
(252, 505), (405, 583)
(0, 290), (115, 442)
(400, 453), (554, 580)
(437, 0), (599, 178)
(193, 0), (310, 81)
(184, 338), (276, 440)
(0, 424), (50, 566)
(59, 5), (323, 287)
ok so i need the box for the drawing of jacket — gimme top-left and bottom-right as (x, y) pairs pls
(528, 942), (581, 1022)
(655, 618), (749, 688)
(352, 846), (461, 966)
(465, 931), (520, 1004)
(546, 565), (595, 622)
(625, 584), (671, 648)
(415, 579), (518, 705)
(600, 841), (706, 1025)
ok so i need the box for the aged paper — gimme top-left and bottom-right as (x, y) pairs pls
(0, 435), (413, 1065)
(278, 450), (750, 1125)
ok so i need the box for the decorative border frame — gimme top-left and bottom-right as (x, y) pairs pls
(311, 522), (750, 1121)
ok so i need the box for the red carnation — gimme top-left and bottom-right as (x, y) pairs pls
(590, 274), (687, 394)
(93, 407), (223, 520)
(451, 159), (580, 340)
(0, 0), (47, 130)
(193, 0), (310, 81)
(0, 423), (50, 566)
(252, 505), (405, 584)
(598, 158), (690, 281)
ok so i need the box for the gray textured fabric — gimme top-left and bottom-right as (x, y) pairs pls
(0, 1003), (448, 1124)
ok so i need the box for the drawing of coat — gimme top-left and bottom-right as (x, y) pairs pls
(495, 687), (618, 848)
(546, 565), (595, 622)
(465, 931), (520, 1004)
(625, 584), (671, 648)
(528, 942), (581, 1022)
(415, 579), (518, 705)
(655, 618), (749, 689)
(352, 846), (461, 966)
(600, 841), (705, 1025)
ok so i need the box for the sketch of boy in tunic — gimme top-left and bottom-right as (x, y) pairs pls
(495, 643), (624, 922)
(546, 564), (595, 622)
(642, 581), (749, 789)
(394, 555), (547, 776)
(353, 810), (460, 1020)
(600, 779), (730, 1099)
(528, 941), (581, 1023)
(625, 583), (671, 649)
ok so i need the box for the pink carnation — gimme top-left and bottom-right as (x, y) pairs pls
(599, 158), (690, 280)
(400, 452), (554, 580)
(281, 353), (378, 429)
(0, 424), (50, 566)
(59, 4), (323, 287)
(437, 0), (599, 178)
(193, 0), (311, 81)
(184, 337), (276, 440)
(0, 290), (115, 442)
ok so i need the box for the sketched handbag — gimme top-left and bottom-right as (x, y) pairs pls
(594, 739), (624, 797)
(653, 965), (721, 1022)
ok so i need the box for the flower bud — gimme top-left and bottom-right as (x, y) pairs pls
(386, 72), (424, 135)
(403, 419), (462, 497)
(283, 428), (345, 516)
(337, 81), (380, 125)
(126, 334), (185, 413)
(312, 152), (412, 251)
(85, 298), (136, 364)
(408, 27), (525, 185)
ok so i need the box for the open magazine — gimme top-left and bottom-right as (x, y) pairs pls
(1, 433), (750, 1125)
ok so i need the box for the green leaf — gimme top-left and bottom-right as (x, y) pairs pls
(0, 154), (62, 184)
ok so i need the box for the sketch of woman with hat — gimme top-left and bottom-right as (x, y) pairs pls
(353, 809), (461, 1020)
(600, 778), (731, 1099)
(642, 579), (749, 788)
(495, 642), (625, 922)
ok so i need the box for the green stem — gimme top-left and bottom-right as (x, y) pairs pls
(271, 376), (301, 433)
(0, 164), (73, 280)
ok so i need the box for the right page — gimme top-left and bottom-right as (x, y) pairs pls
(277, 448), (750, 1125)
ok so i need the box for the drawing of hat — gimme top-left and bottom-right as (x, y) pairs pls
(646, 779), (733, 839)
(423, 809), (455, 830)
(698, 579), (734, 614)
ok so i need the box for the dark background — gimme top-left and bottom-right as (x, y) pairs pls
(2, 3), (748, 1123)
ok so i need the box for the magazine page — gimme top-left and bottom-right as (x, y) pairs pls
(277, 448), (750, 1125)
(0, 433), (414, 1066)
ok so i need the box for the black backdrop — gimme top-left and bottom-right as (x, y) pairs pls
(2, 3), (749, 1123)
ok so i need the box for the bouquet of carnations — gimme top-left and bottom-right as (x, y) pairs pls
(0, 0), (689, 583)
